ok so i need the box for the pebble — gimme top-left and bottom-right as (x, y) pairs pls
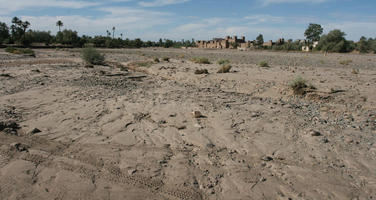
(310, 130), (322, 136)
(30, 128), (42, 134)
(128, 169), (137, 175)
(192, 111), (204, 118)
(261, 156), (273, 162)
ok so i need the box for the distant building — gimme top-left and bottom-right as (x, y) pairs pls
(196, 35), (254, 49)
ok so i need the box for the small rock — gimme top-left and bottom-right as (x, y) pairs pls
(128, 169), (137, 175)
(30, 128), (42, 134)
(206, 143), (215, 148)
(321, 138), (329, 143)
(10, 143), (29, 152)
(159, 120), (167, 124)
(261, 156), (273, 162)
(310, 130), (321, 136)
(192, 111), (204, 118)
(177, 125), (186, 130)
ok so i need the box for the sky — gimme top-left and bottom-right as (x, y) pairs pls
(0, 0), (375, 41)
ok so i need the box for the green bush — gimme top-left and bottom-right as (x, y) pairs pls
(259, 61), (269, 68)
(289, 76), (315, 95)
(191, 57), (210, 64)
(81, 47), (105, 65)
(154, 57), (160, 63)
(217, 59), (230, 65)
(5, 47), (35, 56)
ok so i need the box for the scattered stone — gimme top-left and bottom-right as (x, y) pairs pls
(310, 130), (321, 136)
(192, 111), (204, 118)
(261, 156), (273, 162)
(0, 121), (20, 135)
(159, 120), (167, 124)
(128, 169), (137, 175)
(194, 69), (209, 74)
(85, 64), (94, 68)
(176, 125), (186, 130)
(30, 128), (42, 135)
(10, 142), (29, 152)
(194, 124), (203, 129)
(206, 143), (215, 148)
(321, 138), (329, 143)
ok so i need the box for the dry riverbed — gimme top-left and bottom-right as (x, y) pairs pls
(0, 48), (375, 200)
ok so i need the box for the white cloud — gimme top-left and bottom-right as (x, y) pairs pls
(0, 6), (173, 39)
(260, 0), (327, 6)
(0, 0), (99, 14)
(323, 21), (376, 40)
(139, 0), (189, 7)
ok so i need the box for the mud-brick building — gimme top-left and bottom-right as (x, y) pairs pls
(196, 35), (250, 49)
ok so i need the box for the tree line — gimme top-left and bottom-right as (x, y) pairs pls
(251, 24), (376, 53)
(0, 17), (375, 53)
(0, 17), (197, 48)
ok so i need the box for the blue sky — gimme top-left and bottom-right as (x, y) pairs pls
(0, 0), (375, 41)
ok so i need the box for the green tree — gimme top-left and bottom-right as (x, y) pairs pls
(56, 20), (63, 32)
(357, 36), (369, 53)
(304, 23), (323, 43)
(316, 29), (352, 53)
(256, 34), (264, 46)
(10, 17), (30, 45)
(56, 29), (80, 47)
(0, 22), (10, 44)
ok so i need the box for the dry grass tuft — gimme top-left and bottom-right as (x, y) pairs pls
(217, 59), (230, 65)
(217, 64), (232, 73)
(194, 69), (209, 74)
(339, 59), (353, 65)
(259, 61), (269, 68)
(289, 76), (316, 95)
(191, 57), (210, 64)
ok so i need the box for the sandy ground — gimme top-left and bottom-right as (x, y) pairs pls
(0, 48), (375, 200)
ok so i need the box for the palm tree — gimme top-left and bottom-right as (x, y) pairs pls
(120, 33), (123, 39)
(112, 27), (115, 39)
(21, 21), (30, 40)
(56, 20), (63, 32)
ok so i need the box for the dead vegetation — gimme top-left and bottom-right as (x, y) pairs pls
(217, 64), (232, 73)
(289, 76), (316, 95)
(191, 57), (210, 64)
(194, 69), (209, 74)
(259, 61), (269, 68)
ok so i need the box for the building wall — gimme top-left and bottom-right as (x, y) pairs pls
(196, 36), (255, 49)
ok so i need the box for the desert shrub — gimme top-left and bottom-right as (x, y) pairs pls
(217, 59), (230, 65)
(259, 61), (269, 68)
(162, 57), (170, 62)
(217, 64), (232, 73)
(178, 54), (185, 59)
(339, 59), (352, 65)
(351, 68), (359, 74)
(289, 76), (315, 95)
(154, 57), (160, 63)
(5, 47), (35, 56)
(81, 47), (105, 65)
(191, 57), (210, 64)
(194, 69), (209, 74)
